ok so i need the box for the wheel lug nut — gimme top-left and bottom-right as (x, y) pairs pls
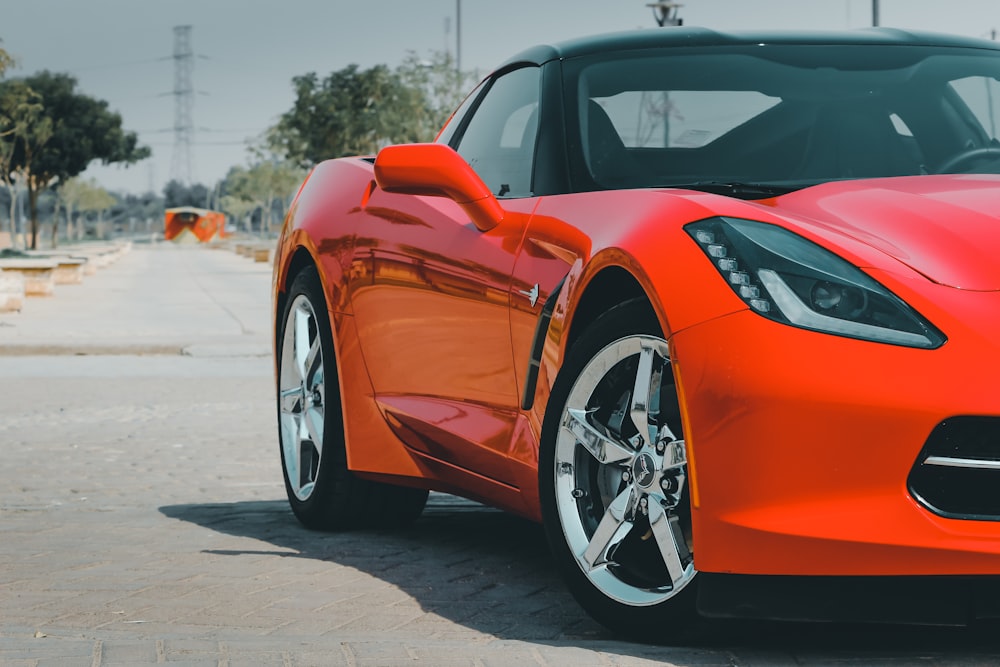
(621, 470), (631, 483)
(656, 441), (665, 454)
(639, 496), (648, 515)
(571, 488), (587, 499)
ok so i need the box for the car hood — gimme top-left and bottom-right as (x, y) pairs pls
(760, 175), (1000, 291)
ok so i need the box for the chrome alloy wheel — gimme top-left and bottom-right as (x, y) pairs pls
(554, 335), (695, 607)
(278, 293), (326, 502)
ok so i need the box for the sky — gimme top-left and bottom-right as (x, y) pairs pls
(3, 0), (1000, 195)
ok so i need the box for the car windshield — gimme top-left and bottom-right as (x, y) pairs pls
(566, 42), (1000, 196)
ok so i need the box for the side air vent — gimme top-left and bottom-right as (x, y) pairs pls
(908, 417), (1000, 520)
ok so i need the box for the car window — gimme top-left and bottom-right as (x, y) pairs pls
(455, 66), (541, 198)
(948, 76), (1000, 140)
(436, 78), (487, 146)
(593, 90), (780, 148)
(568, 46), (1000, 193)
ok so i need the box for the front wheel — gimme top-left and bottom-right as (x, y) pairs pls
(540, 300), (697, 640)
(277, 266), (428, 530)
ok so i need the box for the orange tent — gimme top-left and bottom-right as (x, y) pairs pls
(164, 207), (226, 243)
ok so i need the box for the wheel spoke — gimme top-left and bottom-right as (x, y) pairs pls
(660, 436), (686, 471)
(629, 343), (659, 447)
(656, 421), (678, 446)
(303, 335), (322, 388)
(582, 487), (637, 569)
(293, 305), (312, 380)
(295, 408), (317, 491)
(279, 386), (302, 416)
(280, 411), (302, 489)
(303, 405), (324, 457)
(648, 501), (691, 587)
(564, 408), (635, 464)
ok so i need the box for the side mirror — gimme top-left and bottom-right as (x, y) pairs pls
(373, 143), (504, 232)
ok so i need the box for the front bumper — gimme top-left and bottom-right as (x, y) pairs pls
(671, 305), (1000, 576)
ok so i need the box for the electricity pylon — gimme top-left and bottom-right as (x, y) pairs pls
(169, 25), (195, 186)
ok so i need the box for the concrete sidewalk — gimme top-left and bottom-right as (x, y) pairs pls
(0, 242), (272, 357)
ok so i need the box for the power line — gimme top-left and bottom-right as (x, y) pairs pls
(135, 127), (265, 135)
(63, 56), (172, 73)
(146, 140), (252, 146)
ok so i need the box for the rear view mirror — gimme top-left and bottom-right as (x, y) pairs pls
(374, 143), (504, 232)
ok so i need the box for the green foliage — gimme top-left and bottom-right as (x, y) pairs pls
(54, 176), (119, 244)
(220, 160), (305, 234)
(162, 179), (210, 209)
(0, 81), (48, 248)
(266, 63), (425, 165)
(0, 42), (14, 79)
(0, 80), (52, 174)
(0, 80), (45, 138)
(0, 70), (150, 248)
(266, 52), (476, 167)
(218, 194), (257, 233)
(2, 71), (150, 185)
(61, 176), (115, 214)
(397, 50), (479, 139)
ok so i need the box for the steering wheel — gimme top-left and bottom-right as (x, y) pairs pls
(936, 146), (1000, 174)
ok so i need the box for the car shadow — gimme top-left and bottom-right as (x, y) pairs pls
(160, 494), (1000, 657)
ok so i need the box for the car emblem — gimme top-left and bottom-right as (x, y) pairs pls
(632, 453), (657, 488)
(519, 283), (540, 307)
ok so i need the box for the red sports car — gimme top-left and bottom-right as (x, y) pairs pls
(272, 27), (1000, 638)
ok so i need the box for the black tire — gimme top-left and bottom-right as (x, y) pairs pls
(539, 299), (698, 641)
(276, 266), (428, 530)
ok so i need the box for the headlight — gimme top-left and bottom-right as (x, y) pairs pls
(685, 217), (945, 349)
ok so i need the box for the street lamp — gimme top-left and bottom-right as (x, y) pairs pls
(647, 2), (684, 27)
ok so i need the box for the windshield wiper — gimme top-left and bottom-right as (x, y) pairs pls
(660, 181), (800, 199)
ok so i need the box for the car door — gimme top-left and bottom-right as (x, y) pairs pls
(350, 65), (542, 487)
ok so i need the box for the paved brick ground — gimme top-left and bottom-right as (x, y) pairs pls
(1, 245), (997, 665)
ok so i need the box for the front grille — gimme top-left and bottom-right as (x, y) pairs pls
(908, 417), (1000, 520)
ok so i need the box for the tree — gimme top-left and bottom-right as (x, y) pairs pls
(112, 190), (164, 239)
(0, 71), (150, 249)
(163, 179), (210, 209)
(222, 160), (305, 234)
(56, 176), (88, 243)
(57, 177), (117, 241)
(0, 41), (14, 79)
(218, 194), (257, 234)
(0, 81), (48, 249)
(77, 181), (116, 240)
(265, 52), (477, 169)
(397, 50), (479, 140)
(0, 42), (23, 246)
(265, 63), (431, 167)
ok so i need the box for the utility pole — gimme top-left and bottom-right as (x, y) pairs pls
(648, 1), (684, 27)
(645, 3), (685, 147)
(170, 25), (195, 186)
(872, 0), (880, 27)
(456, 0), (462, 73)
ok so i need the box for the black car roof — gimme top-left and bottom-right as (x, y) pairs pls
(499, 26), (1000, 69)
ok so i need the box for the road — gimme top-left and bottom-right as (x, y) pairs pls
(0, 243), (996, 666)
